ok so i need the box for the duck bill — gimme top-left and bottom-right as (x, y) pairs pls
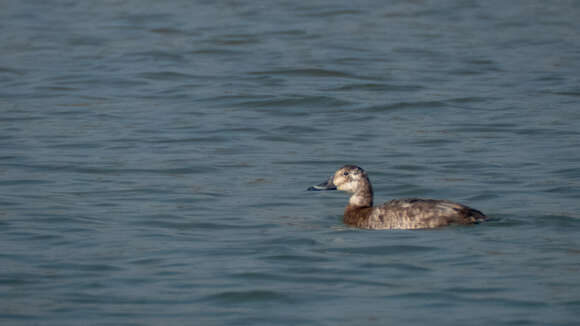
(307, 176), (337, 191)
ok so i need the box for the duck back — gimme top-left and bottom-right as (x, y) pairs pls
(344, 198), (486, 230)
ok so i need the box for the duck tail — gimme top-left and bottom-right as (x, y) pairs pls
(467, 208), (487, 223)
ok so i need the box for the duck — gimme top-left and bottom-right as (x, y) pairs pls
(308, 165), (487, 229)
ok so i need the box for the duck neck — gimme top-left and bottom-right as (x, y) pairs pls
(348, 184), (373, 208)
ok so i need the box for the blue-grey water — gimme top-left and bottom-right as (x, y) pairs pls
(1, 1), (580, 325)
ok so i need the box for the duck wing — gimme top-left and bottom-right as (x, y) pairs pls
(367, 198), (486, 229)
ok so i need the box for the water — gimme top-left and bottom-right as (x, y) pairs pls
(1, 0), (580, 325)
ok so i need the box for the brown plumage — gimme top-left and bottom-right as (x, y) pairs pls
(308, 165), (487, 230)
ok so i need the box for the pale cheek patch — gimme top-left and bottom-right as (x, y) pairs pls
(338, 181), (355, 193)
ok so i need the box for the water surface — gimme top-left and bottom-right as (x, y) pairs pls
(1, 1), (579, 325)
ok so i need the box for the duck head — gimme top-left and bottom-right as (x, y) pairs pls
(308, 165), (371, 193)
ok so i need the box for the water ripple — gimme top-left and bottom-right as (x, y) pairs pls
(204, 290), (295, 304)
(320, 244), (438, 256)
